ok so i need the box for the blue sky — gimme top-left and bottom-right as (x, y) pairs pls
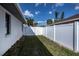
(19, 3), (79, 22)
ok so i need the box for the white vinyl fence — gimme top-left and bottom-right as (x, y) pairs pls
(23, 26), (43, 36)
(42, 23), (73, 50)
(42, 26), (55, 41)
(23, 21), (79, 52)
(55, 23), (74, 50)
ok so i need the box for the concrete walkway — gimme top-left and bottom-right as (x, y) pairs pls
(3, 36), (52, 56)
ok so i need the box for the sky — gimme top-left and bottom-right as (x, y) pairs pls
(19, 3), (79, 23)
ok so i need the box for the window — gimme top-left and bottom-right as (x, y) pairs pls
(22, 24), (23, 32)
(5, 13), (11, 35)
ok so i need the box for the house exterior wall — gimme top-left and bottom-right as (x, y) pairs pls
(0, 5), (23, 55)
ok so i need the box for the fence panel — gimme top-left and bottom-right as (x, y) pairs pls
(23, 23), (74, 50)
(55, 23), (73, 50)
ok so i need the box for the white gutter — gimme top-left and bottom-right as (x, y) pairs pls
(14, 3), (27, 23)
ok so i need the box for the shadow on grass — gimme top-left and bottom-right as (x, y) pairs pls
(3, 36), (52, 56)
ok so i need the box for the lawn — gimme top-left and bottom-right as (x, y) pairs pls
(37, 36), (79, 56)
(3, 35), (79, 56)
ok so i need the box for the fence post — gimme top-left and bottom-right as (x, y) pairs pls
(54, 25), (55, 41)
(74, 21), (79, 52)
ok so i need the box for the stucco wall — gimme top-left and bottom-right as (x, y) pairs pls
(0, 5), (23, 55)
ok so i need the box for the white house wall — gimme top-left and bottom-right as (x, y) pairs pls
(0, 5), (23, 55)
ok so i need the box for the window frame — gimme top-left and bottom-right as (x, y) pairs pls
(5, 13), (11, 35)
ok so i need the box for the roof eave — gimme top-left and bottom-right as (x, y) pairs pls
(14, 4), (26, 24)
(55, 18), (79, 25)
(0, 3), (26, 24)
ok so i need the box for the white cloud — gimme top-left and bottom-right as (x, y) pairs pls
(75, 6), (79, 10)
(55, 3), (64, 7)
(49, 11), (52, 14)
(24, 10), (34, 17)
(52, 6), (54, 9)
(53, 9), (55, 11)
(35, 3), (46, 7)
(37, 21), (46, 23)
(44, 3), (47, 6)
(35, 3), (40, 7)
(35, 11), (40, 15)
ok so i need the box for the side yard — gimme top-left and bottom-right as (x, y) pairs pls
(3, 35), (79, 56)
(37, 36), (79, 56)
(3, 36), (52, 56)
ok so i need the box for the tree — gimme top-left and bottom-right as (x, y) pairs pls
(61, 11), (64, 20)
(26, 18), (34, 26)
(33, 22), (38, 26)
(47, 19), (53, 25)
(55, 11), (59, 20)
(54, 11), (65, 23)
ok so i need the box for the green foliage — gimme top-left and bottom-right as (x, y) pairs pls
(61, 11), (64, 20)
(47, 19), (53, 25)
(33, 22), (38, 27)
(54, 19), (63, 23)
(38, 36), (79, 56)
(55, 11), (59, 19)
(26, 18), (34, 26)
(54, 11), (64, 23)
